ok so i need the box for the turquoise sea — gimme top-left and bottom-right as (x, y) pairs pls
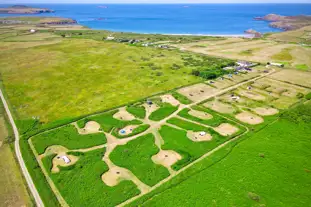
(1, 4), (311, 35)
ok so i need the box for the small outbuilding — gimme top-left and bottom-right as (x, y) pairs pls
(199, 131), (206, 136)
(30, 29), (36, 33)
(61, 156), (71, 164)
(106, 36), (115, 40)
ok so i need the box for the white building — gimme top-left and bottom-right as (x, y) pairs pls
(106, 36), (115, 40)
(61, 156), (71, 164)
(30, 29), (36, 33)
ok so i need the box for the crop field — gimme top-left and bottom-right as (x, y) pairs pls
(177, 35), (311, 70)
(21, 64), (310, 207)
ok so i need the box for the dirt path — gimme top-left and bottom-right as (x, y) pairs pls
(0, 89), (44, 207)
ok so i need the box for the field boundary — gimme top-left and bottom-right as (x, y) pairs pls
(0, 88), (44, 207)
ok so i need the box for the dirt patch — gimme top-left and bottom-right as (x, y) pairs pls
(152, 150), (182, 168)
(188, 109), (213, 120)
(119, 125), (138, 136)
(160, 94), (180, 106)
(177, 83), (219, 102)
(235, 112), (264, 125)
(51, 152), (79, 173)
(204, 101), (235, 114)
(74, 121), (101, 134)
(187, 131), (212, 142)
(101, 166), (124, 187)
(253, 107), (279, 116)
(214, 123), (239, 136)
(40, 145), (69, 158)
(143, 103), (159, 116)
(238, 90), (266, 101)
(281, 91), (297, 97)
(113, 107), (135, 121)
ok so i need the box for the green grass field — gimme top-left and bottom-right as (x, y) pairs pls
(159, 125), (227, 170)
(110, 133), (170, 186)
(112, 124), (150, 138)
(42, 148), (140, 207)
(126, 105), (146, 119)
(149, 103), (178, 121)
(128, 103), (311, 207)
(32, 125), (107, 154)
(0, 38), (204, 125)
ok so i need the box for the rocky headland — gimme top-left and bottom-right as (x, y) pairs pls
(254, 14), (311, 31)
(0, 5), (54, 14)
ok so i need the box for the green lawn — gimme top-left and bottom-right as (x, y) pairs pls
(128, 103), (311, 207)
(149, 104), (178, 121)
(171, 91), (192, 105)
(159, 125), (227, 170)
(42, 149), (140, 207)
(32, 125), (107, 154)
(126, 105), (146, 119)
(110, 133), (170, 186)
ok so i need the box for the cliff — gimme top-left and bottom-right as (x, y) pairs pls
(0, 5), (54, 14)
(254, 14), (311, 31)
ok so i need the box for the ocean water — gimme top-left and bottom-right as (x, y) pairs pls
(1, 4), (311, 35)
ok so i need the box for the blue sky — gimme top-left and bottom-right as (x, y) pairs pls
(1, 0), (311, 3)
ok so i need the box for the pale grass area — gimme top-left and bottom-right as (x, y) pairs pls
(0, 117), (31, 206)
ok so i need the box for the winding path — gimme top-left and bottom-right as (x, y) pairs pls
(0, 89), (44, 207)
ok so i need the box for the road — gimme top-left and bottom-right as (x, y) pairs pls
(0, 89), (44, 207)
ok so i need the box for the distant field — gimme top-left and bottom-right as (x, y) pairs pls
(0, 38), (203, 124)
(177, 34), (311, 70)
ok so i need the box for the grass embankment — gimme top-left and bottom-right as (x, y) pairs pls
(42, 149), (140, 207)
(159, 124), (226, 170)
(31, 125), (107, 154)
(171, 91), (192, 105)
(128, 103), (311, 207)
(178, 106), (228, 127)
(77, 110), (142, 132)
(110, 134), (170, 186)
(112, 124), (150, 139)
(126, 105), (146, 119)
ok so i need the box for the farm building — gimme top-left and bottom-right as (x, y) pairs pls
(30, 29), (36, 33)
(106, 36), (115, 40)
(267, 62), (284, 68)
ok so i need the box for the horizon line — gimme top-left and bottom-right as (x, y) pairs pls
(1, 2), (311, 4)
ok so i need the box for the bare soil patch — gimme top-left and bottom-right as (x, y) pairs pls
(253, 107), (279, 116)
(187, 131), (212, 142)
(143, 103), (159, 117)
(119, 125), (138, 136)
(214, 123), (239, 136)
(113, 107), (135, 121)
(177, 83), (219, 102)
(51, 152), (79, 173)
(204, 101), (235, 114)
(74, 121), (101, 134)
(235, 112), (264, 125)
(152, 150), (182, 168)
(188, 109), (213, 120)
(161, 94), (180, 106)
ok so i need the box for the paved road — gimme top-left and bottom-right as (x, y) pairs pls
(0, 89), (44, 207)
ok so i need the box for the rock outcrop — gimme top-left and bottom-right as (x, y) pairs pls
(0, 5), (54, 14)
(254, 14), (311, 31)
(244, 29), (262, 38)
